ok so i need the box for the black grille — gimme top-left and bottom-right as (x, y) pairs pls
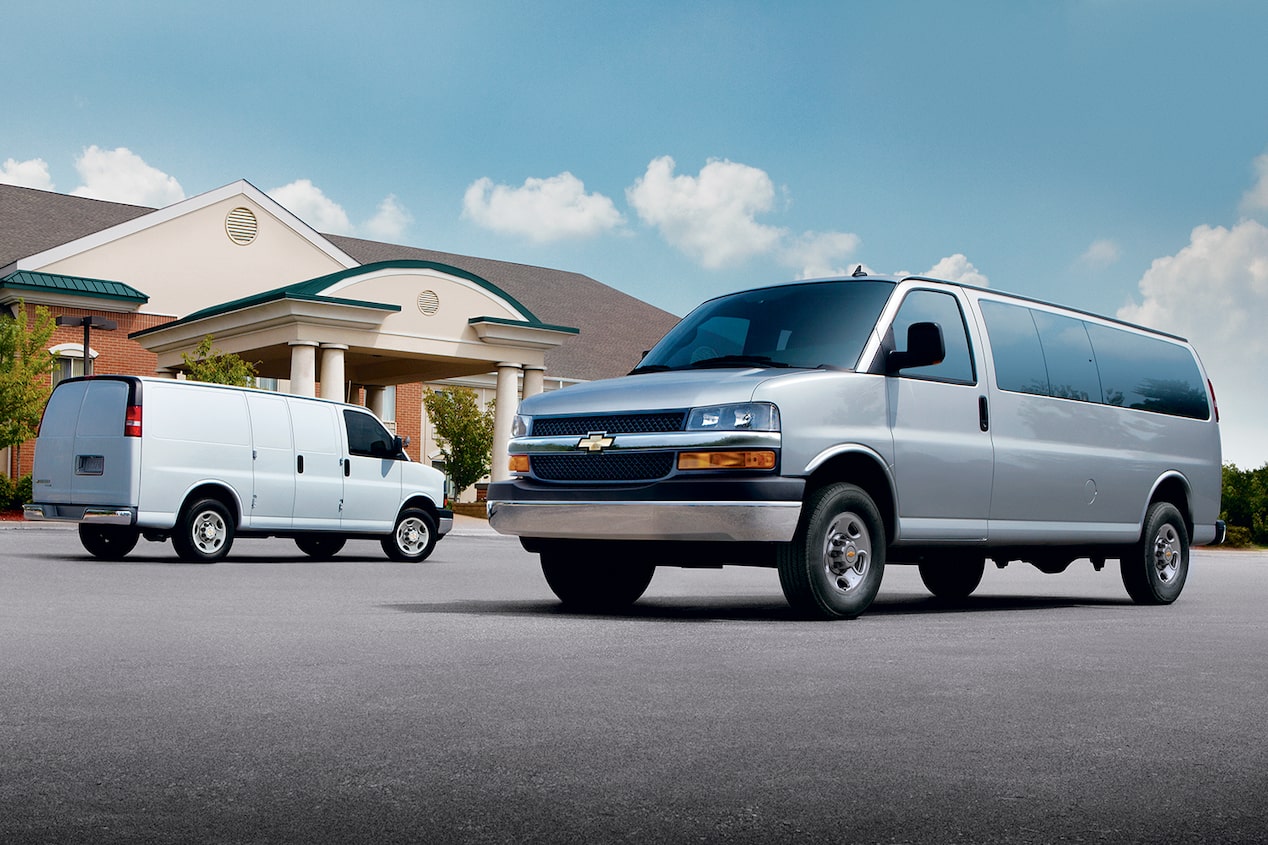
(532, 452), (675, 482)
(532, 412), (685, 437)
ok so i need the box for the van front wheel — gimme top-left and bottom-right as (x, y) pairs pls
(1121, 501), (1189, 604)
(382, 509), (437, 562)
(173, 498), (234, 563)
(778, 483), (885, 620)
(79, 524), (140, 560)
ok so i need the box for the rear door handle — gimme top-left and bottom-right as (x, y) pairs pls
(978, 396), (990, 432)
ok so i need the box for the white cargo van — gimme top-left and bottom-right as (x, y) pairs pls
(25, 376), (452, 563)
(487, 274), (1225, 619)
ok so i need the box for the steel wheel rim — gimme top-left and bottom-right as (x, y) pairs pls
(1152, 523), (1181, 583)
(821, 511), (871, 595)
(192, 510), (227, 554)
(396, 517), (430, 556)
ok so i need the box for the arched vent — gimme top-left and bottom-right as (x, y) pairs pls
(417, 290), (440, 315)
(225, 207), (259, 245)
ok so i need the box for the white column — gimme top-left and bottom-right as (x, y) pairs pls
(364, 385), (386, 417)
(491, 362), (522, 482)
(523, 366), (545, 399)
(288, 341), (319, 397)
(319, 344), (348, 401)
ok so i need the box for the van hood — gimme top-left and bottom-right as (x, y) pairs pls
(519, 368), (809, 416)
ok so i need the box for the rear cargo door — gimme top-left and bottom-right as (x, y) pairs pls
(35, 379), (139, 508)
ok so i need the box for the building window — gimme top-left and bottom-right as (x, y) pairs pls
(381, 385), (397, 422)
(48, 343), (96, 386)
(255, 377), (279, 392)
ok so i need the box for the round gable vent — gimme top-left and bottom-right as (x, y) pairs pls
(417, 290), (440, 315)
(225, 207), (258, 245)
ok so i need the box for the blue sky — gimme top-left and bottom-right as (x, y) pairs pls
(5, 0), (1268, 465)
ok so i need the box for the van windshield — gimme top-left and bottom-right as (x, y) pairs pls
(632, 280), (896, 373)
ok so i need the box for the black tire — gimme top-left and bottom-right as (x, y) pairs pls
(918, 555), (986, 601)
(295, 535), (346, 560)
(1121, 501), (1189, 604)
(78, 524), (140, 560)
(540, 542), (655, 612)
(381, 508), (437, 562)
(777, 483), (885, 620)
(172, 497), (235, 563)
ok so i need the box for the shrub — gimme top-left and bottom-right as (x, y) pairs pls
(14, 474), (32, 509)
(0, 474), (14, 511)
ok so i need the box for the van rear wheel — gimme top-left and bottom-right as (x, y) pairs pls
(172, 498), (234, 563)
(539, 542), (655, 612)
(1121, 501), (1189, 604)
(382, 508), (437, 562)
(778, 483), (885, 620)
(918, 555), (986, 601)
(295, 535), (346, 560)
(78, 525), (140, 560)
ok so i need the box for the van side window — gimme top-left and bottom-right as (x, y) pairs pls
(1084, 323), (1210, 419)
(977, 300), (1049, 396)
(1032, 310), (1102, 403)
(344, 410), (397, 458)
(890, 290), (976, 384)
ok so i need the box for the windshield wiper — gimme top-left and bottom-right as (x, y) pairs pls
(628, 364), (673, 375)
(687, 355), (793, 370)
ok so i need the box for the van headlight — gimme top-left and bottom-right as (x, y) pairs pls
(511, 414), (531, 437)
(685, 402), (780, 432)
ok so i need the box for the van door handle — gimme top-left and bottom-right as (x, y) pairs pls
(978, 396), (990, 432)
(297, 455), (304, 474)
(344, 458), (350, 477)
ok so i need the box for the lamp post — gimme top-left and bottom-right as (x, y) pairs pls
(55, 315), (117, 376)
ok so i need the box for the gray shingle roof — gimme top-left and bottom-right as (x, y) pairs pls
(0, 183), (682, 382)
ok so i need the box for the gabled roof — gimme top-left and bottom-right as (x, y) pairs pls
(1, 269), (149, 303)
(0, 182), (682, 382)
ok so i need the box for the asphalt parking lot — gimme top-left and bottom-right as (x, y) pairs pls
(2, 521), (1265, 844)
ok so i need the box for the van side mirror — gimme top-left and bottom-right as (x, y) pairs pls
(887, 322), (946, 373)
(392, 435), (408, 457)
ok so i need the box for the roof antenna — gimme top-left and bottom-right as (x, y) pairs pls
(851, 264), (867, 277)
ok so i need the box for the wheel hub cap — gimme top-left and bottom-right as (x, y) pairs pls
(823, 515), (870, 595)
(1153, 525), (1179, 582)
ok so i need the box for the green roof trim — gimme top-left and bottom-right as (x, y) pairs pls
(1, 270), (149, 304)
(468, 315), (579, 335)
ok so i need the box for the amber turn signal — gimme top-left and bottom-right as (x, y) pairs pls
(677, 450), (776, 470)
(508, 454), (530, 473)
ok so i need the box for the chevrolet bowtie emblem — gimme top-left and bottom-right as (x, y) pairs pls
(577, 432), (615, 452)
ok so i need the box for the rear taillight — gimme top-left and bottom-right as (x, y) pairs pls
(124, 404), (142, 437)
(1208, 379), (1219, 422)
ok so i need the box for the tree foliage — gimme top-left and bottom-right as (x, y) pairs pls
(422, 387), (495, 497)
(0, 302), (57, 450)
(181, 335), (259, 387)
(1221, 462), (1268, 547)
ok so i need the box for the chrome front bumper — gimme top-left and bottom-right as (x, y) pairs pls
(487, 499), (802, 543)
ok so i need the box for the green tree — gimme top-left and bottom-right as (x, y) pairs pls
(422, 387), (495, 498)
(1220, 462), (1268, 547)
(0, 302), (57, 464)
(181, 335), (259, 387)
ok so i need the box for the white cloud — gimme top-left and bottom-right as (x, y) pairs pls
(627, 156), (785, 269)
(462, 172), (623, 242)
(925, 254), (990, 287)
(268, 179), (353, 235)
(782, 230), (862, 279)
(0, 157), (55, 191)
(70, 146), (184, 206)
(363, 194), (413, 241)
(1118, 220), (1268, 468)
(1239, 152), (1268, 216)
(1079, 238), (1121, 268)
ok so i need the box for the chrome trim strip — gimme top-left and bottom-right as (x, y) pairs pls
(509, 431), (781, 454)
(487, 500), (801, 543)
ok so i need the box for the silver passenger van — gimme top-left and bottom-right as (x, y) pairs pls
(487, 274), (1224, 619)
(26, 376), (452, 563)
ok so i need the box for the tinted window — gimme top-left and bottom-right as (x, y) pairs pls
(979, 300), (1049, 396)
(639, 280), (895, 372)
(891, 290), (976, 384)
(344, 409), (397, 458)
(1085, 323), (1209, 419)
(1032, 310), (1102, 403)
